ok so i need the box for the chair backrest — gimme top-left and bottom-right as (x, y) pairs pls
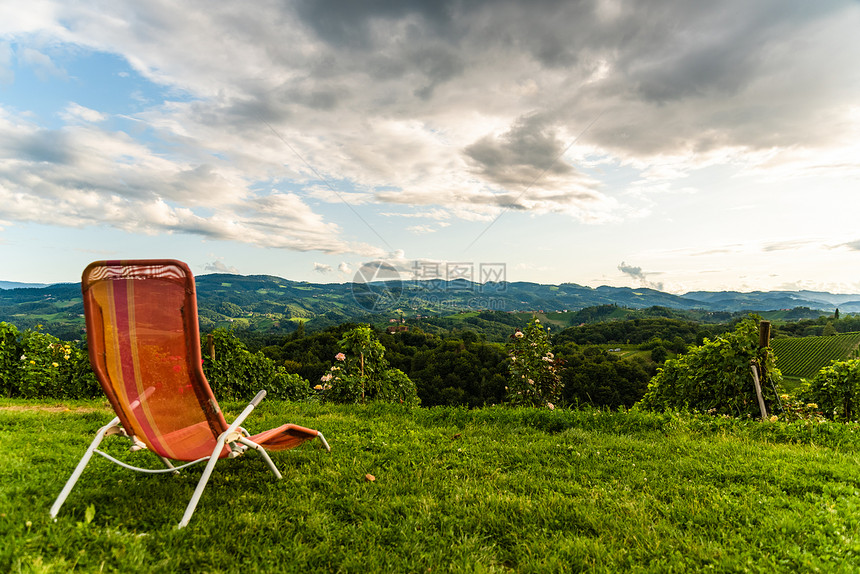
(82, 260), (229, 461)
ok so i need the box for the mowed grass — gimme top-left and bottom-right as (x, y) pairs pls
(2, 401), (860, 573)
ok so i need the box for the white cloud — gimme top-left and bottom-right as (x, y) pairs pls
(407, 224), (439, 235)
(0, 108), (378, 255)
(0, 0), (858, 283)
(19, 47), (66, 80)
(380, 208), (451, 220)
(62, 103), (106, 123)
(204, 259), (240, 274)
(617, 261), (664, 291)
(314, 262), (333, 273)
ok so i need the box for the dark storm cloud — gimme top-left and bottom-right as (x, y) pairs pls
(463, 115), (575, 188)
(616, 2), (833, 103)
(295, 0), (467, 98)
(135, 0), (858, 170)
(294, 0), (456, 49)
(9, 129), (76, 164)
(291, 0), (853, 158)
(220, 93), (294, 126)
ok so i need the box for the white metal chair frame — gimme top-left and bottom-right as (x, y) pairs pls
(50, 390), (331, 528)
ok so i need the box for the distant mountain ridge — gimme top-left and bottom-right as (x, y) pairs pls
(1, 272), (856, 339)
(2, 272), (858, 313)
(681, 290), (860, 312)
(0, 280), (50, 290)
(196, 276), (860, 313)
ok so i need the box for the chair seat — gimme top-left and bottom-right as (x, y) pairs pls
(249, 424), (322, 451)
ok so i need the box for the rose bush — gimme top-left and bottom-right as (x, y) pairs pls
(506, 318), (563, 409)
(798, 358), (860, 422)
(320, 325), (419, 406)
(0, 322), (99, 399)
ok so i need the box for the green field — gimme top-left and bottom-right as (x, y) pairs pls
(603, 344), (652, 361)
(771, 332), (860, 380)
(4, 400), (860, 572)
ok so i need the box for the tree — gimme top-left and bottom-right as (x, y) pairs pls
(408, 338), (507, 407)
(556, 343), (651, 410)
(650, 345), (668, 364)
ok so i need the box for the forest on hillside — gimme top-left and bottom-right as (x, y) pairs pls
(2, 304), (857, 412)
(231, 311), (855, 409)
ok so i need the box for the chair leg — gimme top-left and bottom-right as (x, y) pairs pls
(158, 455), (179, 474)
(177, 437), (226, 529)
(50, 416), (120, 520)
(317, 431), (331, 452)
(237, 437), (282, 479)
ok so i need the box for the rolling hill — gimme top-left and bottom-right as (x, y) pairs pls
(0, 272), (853, 339)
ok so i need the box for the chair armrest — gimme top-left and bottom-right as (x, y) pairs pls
(250, 389), (267, 407)
(223, 390), (267, 438)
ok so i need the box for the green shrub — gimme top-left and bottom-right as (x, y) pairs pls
(0, 322), (20, 397)
(636, 318), (782, 417)
(0, 322), (99, 399)
(799, 358), (860, 421)
(202, 328), (310, 401)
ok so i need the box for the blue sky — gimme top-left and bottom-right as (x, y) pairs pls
(1, 0), (860, 293)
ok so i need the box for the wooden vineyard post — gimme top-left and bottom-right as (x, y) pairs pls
(751, 321), (772, 420)
(205, 333), (217, 395)
(758, 321), (771, 381)
(360, 352), (365, 404)
(750, 360), (768, 419)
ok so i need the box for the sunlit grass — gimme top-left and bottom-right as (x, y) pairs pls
(2, 400), (860, 572)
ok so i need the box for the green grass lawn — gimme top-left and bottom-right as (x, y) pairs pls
(3, 400), (860, 572)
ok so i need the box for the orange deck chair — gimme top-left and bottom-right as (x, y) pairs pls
(50, 259), (330, 528)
